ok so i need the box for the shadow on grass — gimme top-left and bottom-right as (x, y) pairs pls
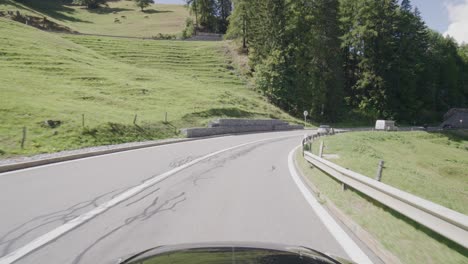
(431, 130), (468, 143)
(86, 7), (132, 14)
(142, 9), (173, 14)
(80, 121), (178, 145)
(182, 108), (256, 120)
(13, 0), (91, 23)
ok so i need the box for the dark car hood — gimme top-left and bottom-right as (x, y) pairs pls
(117, 242), (355, 264)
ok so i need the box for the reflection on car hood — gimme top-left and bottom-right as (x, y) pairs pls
(118, 242), (355, 264)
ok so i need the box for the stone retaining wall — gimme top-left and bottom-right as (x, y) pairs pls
(182, 119), (303, 138)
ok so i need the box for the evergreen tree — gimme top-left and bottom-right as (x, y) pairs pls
(340, 0), (400, 119)
(226, 0), (251, 48)
(225, 0), (468, 123)
(186, 0), (232, 33)
(251, 0), (292, 110)
(288, 0), (343, 121)
(217, 0), (232, 33)
(393, 4), (429, 121)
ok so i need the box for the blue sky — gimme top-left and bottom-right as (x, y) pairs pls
(158, 0), (468, 43)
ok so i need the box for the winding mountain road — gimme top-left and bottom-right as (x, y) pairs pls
(0, 130), (373, 264)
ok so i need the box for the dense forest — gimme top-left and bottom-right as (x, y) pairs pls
(186, 0), (468, 124)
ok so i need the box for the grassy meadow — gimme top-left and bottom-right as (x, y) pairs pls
(310, 131), (468, 214)
(0, 0), (189, 37)
(0, 18), (299, 157)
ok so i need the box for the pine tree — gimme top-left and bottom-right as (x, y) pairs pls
(340, 0), (400, 119)
(226, 0), (251, 48)
(393, 3), (429, 121)
(401, 0), (411, 11)
(217, 0), (232, 33)
(186, 0), (232, 33)
(288, 0), (343, 121)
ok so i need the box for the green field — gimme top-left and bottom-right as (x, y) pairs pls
(311, 131), (468, 214)
(0, 0), (189, 37)
(296, 149), (467, 264)
(0, 18), (298, 157)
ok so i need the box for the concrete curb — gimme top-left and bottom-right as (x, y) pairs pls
(0, 128), (316, 174)
(0, 138), (196, 173)
(293, 153), (402, 264)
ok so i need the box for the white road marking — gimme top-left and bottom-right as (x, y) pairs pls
(288, 146), (373, 264)
(0, 134), (297, 264)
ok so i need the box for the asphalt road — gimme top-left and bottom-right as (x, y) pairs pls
(0, 130), (372, 264)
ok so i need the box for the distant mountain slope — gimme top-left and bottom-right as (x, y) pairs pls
(0, 0), (189, 37)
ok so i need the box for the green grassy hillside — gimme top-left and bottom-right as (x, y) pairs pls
(0, 0), (189, 37)
(0, 18), (298, 157)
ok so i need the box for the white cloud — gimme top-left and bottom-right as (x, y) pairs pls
(444, 0), (468, 44)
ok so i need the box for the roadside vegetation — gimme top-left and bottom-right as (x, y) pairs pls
(0, 18), (299, 157)
(224, 0), (468, 124)
(296, 149), (467, 264)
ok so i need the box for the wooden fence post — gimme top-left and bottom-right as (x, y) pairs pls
(21, 127), (26, 149)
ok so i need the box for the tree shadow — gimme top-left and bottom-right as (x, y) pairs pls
(182, 108), (256, 120)
(86, 7), (132, 15)
(142, 9), (173, 14)
(12, 0), (91, 23)
(430, 130), (468, 143)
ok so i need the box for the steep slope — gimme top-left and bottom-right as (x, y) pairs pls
(0, 19), (298, 157)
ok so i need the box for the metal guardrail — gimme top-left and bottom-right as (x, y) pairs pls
(302, 133), (468, 249)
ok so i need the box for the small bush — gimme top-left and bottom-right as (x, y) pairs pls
(181, 17), (195, 39)
(152, 33), (176, 40)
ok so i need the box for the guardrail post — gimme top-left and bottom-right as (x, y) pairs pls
(319, 141), (324, 158)
(302, 139), (305, 156)
(375, 160), (384, 181)
(342, 183), (347, 191)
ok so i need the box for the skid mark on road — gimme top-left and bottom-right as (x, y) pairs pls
(125, 188), (160, 207)
(72, 191), (186, 264)
(187, 137), (290, 186)
(0, 188), (122, 257)
(0, 134), (299, 264)
(169, 155), (201, 169)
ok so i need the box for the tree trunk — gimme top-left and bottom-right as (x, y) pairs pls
(194, 1), (198, 35)
(242, 14), (246, 48)
(242, 5), (246, 49)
